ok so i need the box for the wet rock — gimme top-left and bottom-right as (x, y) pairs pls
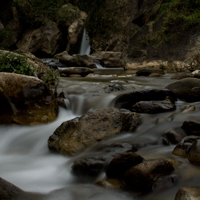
(57, 92), (67, 109)
(131, 101), (176, 114)
(123, 159), (174, 193)
(136, 68), (165, 76)
(184, 136), (200, 143)
(175, 186), (200, 200)
(95, 178), (126, 190)
(59, 54), (96, 68)
(48, 108), (142, 156)
(114, 89), (176, 110)
(181, 120), (200, 136)
(162, 128), (186, 145)
(180, 105), (196, 113)
(188, 139), (200, 165)
(17, 21), (61, 57)
(152, 174), (178, 192)
(71, 142), (135, 177)
(103, 83), (126, 93)
(59, 67), (94, 77)
(72, 157), (105, 177)
(172, 143), (192, 157)
(165, 78), (200, 102)
(0, 73), (58, 125)
(106, 152), (143, 179)
(171, 73), (192, 80)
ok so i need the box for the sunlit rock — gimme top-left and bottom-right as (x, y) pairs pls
(175, 186), (200, 200)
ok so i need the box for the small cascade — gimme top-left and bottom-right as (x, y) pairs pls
(79, 29), (90, 55)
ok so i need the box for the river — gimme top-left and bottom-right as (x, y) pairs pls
(1, 69), (200, 200)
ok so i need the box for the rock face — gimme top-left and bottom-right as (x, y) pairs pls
(0, 73), (58, 125)
(114, 89), (176, 110)
(17, 21), (61, 57)
(48, 108), (142, 156)
(60, 67), (94, 77)
(165, 78), (200, 102)
(136, 68), (165, 76)
(59, 54), (96, 68)
(175, 186), (200, 200)
(131, 101), (176, 114)
(124, 159), (174, 193)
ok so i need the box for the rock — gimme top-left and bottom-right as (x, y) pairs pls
(0, 73), (58, 125)
(180, 105), (196, 113)
(181, 120), (200, 136)
(59, 67), (94, 77)
(102, 83), (126, 93)
(165, 78), (200, 102)
(123, 159), (174, 193)
(175, 186), (200, 200)
(162, 128), (186, 145)
(71, 142), (135, 177)
(72, 157), (105, 177)
(114, 89), (176, 110)
(172, 143), (192, 158)
(131, 101), (176, 114)
(171, 73), (192, 80)
(48, 108), (142, 156)
(17, 21), (61, 57)
(106, 152), (143, 179)
(95, 178), (126, 190)
(136, 68), (165, 76)
(188, 139), (200, 165)
(59, 54), (96, 68)
(91, 51), (124, 68)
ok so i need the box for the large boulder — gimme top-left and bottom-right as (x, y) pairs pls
(181, 120), (200, 136)
(123, 159), (174, 193)
(188, 139), (200, 165)
(60, 67), (94, 77)
(114, 89), (176, 110)
(131, 101), (176, 114)
(91, 51), (124, 68)
(0, 73), (58, 125)
(175, 186), (200, 200)
(165, 78), (200, 102)
(17, 21), (61, 57)
(48, 108), (142, 156)
(59, 54), (96, 68)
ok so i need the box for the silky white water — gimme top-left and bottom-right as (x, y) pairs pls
(1, 71), (200, 200)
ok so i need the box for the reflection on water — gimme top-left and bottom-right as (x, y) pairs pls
(1, 70), (200, 199)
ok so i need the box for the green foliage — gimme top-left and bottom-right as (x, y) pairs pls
(0, 53), (36, 76)
(42, 68), (60, 95)
(56, 3), (79, 26)
(14, 0), (70, 28)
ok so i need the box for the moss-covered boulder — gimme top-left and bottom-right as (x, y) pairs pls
(0, 72), (58, 125)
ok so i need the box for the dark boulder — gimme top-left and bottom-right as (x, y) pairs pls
(106, 152), (143, 179)
(181, 121), (200, 136)
(123, 159), (174, 193)
(188, 139), (200, 165)
(136, 68), (165, 76)
(131, 101), (176, 114)
(114, 89), (176, 110)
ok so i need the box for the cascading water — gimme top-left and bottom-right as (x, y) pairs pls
(79, 28), (104, 69)
(79, 28), (90, 55)
(1, 71), (200, 200)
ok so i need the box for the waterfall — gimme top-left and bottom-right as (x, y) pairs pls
(79, 29), (90, 55)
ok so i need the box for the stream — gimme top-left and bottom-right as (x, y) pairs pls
(1, 69), (200, 200)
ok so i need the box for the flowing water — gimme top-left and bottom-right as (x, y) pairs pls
(1, 69), (200, 200)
